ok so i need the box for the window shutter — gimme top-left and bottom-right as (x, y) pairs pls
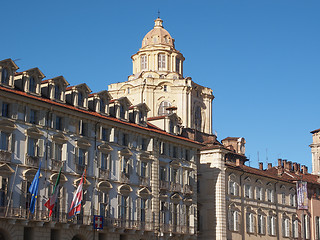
(246, 212), (250, 233)
(137, 161), (141, 176)
(25, 106), (30, 122)
(117, 195), (121, 218)
(97, 152), (101, 168)
(20, 181), (27, 209)
(10, 133), (15, 153)
(38, 139), (44, 157)
(74, 147), (79, 164)
(84, 151), (88, 166)
(228, 210), (233, 231)
(136, 198), (141, 221)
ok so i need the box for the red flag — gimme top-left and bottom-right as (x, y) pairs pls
(68, 169), (86, 217)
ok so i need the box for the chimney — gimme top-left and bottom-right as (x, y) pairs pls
(297, 164), (301, 173)
(293, 162), (298, 172)
(302, 165), (308, 174)
(259, 162), (263, 170)
(268, 163), (272, 169)
(283, 160), (288, 169)
(288, 161), (292, 171)
(236, 158), (241, 166)
(278, 158), (282, 167)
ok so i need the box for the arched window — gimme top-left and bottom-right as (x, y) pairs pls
(1, 68), (9, 85)
(195, 106), (202, 131)
(158, 101), (171, 116)
(176, 58), (180, 73)
(29, 76), (36, 93)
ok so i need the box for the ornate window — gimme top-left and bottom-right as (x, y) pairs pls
(141, 55), (147, 70)
(176, 58), (180, 73)
(303, 214), (310, 239)
(292, 215), (299, 238)
(228, 207), (240, 231)
(78, 92), (84, 107)
(268, 212), (276, 236)
(158, 54), (166, 70)
(246, 210), (255, 233)
(282, 214), (290, 237)
(258, 212), (266, 235)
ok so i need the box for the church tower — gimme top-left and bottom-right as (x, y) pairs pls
(108, 18), (214, 134)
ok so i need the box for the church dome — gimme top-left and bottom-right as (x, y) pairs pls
(142, 18), (175, 48)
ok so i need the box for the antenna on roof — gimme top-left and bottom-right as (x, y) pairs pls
(266, 148), (268, 165)
(248, 155), (251, 167)
(257, 151), (259, 163)
(13, 58), (21, 62)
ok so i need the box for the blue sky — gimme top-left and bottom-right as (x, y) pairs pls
(1, 1), (320, 170)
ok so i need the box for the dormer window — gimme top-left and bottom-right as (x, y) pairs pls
(78, 92), (84, 107)
(54, 85), (61, 100)
(141, 55), (147, 70)
(139, 111), (144, 123)
(100, 99), (105, 113)
(1, 68), (9, 85)
(158, 54), (166, 70)
(29, 76), (36, 93)
(119, 104), (125, 119)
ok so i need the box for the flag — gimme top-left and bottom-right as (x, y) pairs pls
(68, 168), (86, 217)
(45, 167), (62, 217)
(28, 161), (41, 214)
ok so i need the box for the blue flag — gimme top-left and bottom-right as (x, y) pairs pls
(28, 161), (41, 214)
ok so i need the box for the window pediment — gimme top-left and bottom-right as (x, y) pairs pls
(73, 177), (90, 188)
(26, 127), (43, 138)
(170, 160), (181, 168)
(138, 187), (151, 198)
(98, 143), (113, 153)
(76, 138), (91, 149)
(119, 148), (133, 157)
(98, 181), (112, 192)
(170, 193), (182, 203)
(244, 177), (251, 183)
(256, 179), (262, 185)
(52, 132), (68, 144)
(0, 119), (16, 132)
(23, 168), (43, 181)
(139, 153), (155, 161)
(50, 172), (68, 184)
(0, 163), (14, 176)
(159, 193), (168, 200)
(183, 196), (193, 206)
(118, 184), (132, 196)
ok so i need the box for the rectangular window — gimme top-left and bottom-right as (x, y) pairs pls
(290, 194), (296, 207)
(158, 54), (166, 70)
(56, 116), (62, 131)
(28, 138), (37, 157)
(54, 143), (62, 161)
(173, 146), (177, 158)
(160, 166), (166, 181)
(78, 148), (86, 166)
(256, 187), (262, 200)
(176, 58), (180, 73)
(101, 128), (108, 141)
(122, 133), (128, 147)
(30, 109), (37, 124)
(0, 178), (8, 207)
(2, 102), (9, 118)
(281, 192), (286, 205)
(141, 55), (147, 70)
(140, 161), (147, 178)
(100, 153), (109, 170)
(141, 138), (148, 151)
(120, 195), (127, 219)
(0, 132), (9, 151)
(229, 181), (235, 195)
(79, 121), (87, 137)
(267, 189), (274, 202)
(121, 156), (129, 175)
(140, 199), (146, 222)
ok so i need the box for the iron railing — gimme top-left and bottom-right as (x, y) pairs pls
(0, 150), (11, 163)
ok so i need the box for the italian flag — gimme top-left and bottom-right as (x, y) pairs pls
(45, 167), (62, 217)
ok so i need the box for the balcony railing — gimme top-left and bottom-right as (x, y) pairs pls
(51, 159), (65, 171)
(139, 177), (150, 187)
(170, 182), (182, 192)
(0, 207), (194, 234)
(159, 180), (170, 190)
(25, 155), (40, 167)
(0, 150), (12, 163)
(99, 168), (110, 179)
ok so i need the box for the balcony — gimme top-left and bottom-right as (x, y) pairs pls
(51, 159), (65, 171)
(139, 177), (150, 187)
(25, 155), (40, 167)
(99, 168), (110, 179)
(170, 182), (182, 192)
(159, 224), (195, 235)
(120, 172), (130, 184)
(75, 164), (86, 175)
(159, 180), (170, 190)
(183, 184), (193, 194)
(0, 150), (12, 163)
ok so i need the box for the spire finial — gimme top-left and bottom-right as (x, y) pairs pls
(158, 10), (160, 18)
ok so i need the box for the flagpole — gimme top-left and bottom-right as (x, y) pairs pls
(5, 164), (18, 217)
